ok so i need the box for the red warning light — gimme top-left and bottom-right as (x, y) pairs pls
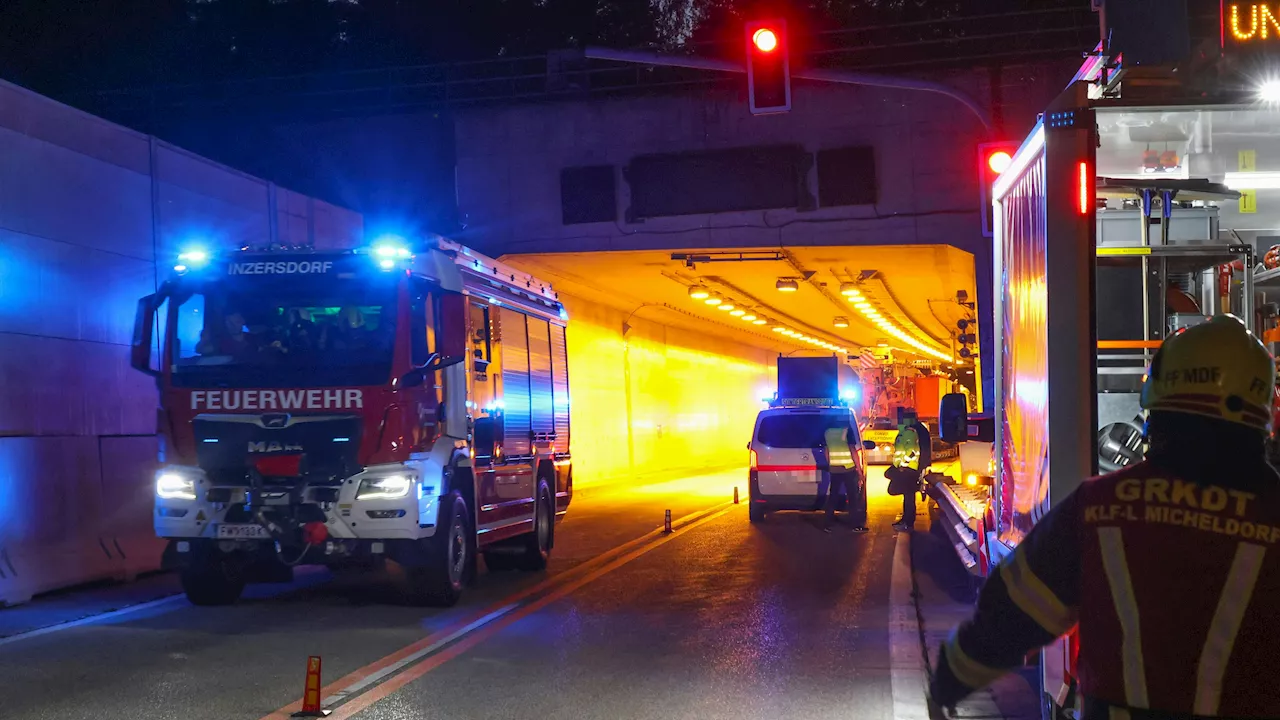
(987, 150), (1013, 175)
(1078, 161), (1091, 215)
(752, 28), (779, 52)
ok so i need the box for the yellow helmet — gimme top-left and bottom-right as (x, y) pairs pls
(1140, 314), (1276, 432)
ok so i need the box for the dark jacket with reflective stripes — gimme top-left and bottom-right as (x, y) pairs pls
(931, 460), (1280, 718)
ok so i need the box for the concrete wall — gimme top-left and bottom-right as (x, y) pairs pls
(0, 78), (363, 604)
(452, 61), (1077, 409)
(556, 293), (773, 487)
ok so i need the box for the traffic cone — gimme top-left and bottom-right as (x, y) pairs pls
(292, 656), (331, 717)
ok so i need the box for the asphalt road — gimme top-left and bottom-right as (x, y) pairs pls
(0, 466), (1034, 720)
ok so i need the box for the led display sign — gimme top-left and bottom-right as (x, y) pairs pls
(1223, 1), (1280, 49)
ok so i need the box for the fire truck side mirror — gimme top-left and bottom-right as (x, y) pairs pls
(131, 294), (160, 377)
(401, 353), (442, 388)
(438, 291), (469, 363)
(938, 393), (969, 444)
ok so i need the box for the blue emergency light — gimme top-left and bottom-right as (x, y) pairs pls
(174, 247), (211, 273)
(368, 235), (414, 271)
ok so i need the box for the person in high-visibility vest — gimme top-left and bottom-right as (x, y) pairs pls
(930, 315), (1280, 718)
(892, 420), (920, 471)
(822, 425), (868, 533)
(891, 408), (929, 532)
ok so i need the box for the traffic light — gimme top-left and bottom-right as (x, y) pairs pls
(745, 19), (791, 115)
(978, 141), (1019, 238)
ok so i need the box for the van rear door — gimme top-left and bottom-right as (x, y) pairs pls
(754, 410), (848, 498)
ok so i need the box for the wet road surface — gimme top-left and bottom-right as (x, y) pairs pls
(0, 467), (1038, 720)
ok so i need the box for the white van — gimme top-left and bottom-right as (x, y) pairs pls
(747, 404), (873, 524)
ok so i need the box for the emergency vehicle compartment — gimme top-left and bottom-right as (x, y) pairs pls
(929, 7), (1280, 712)
(932, 103), (1275, 573)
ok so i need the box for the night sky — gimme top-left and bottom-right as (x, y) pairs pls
(0, 0), (1090, 233)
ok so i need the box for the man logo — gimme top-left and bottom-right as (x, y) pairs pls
(261, 413), (291, 429)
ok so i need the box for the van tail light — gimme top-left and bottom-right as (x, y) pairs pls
(749, 448), (759, 471)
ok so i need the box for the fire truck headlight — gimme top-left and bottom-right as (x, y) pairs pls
(357, 475), (413, 500)
(1259, 79), (1280, 104)
(156, 472), (197, 501)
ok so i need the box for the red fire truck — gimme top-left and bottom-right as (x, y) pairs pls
(932, 1), (1280, 714)
(131, 236), (572, 607)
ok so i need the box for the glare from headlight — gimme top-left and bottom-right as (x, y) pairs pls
(1260, 79), (1280, 104)
(357, 475), (412, 500)
(156, 472), (197, 500)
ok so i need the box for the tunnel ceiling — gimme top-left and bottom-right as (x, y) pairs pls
(503, 245), (976, 367)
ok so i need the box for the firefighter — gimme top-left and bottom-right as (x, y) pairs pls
(197, 310), (250, 356)
(322, 306), (369, 351)
(929, 314), (1280, 718)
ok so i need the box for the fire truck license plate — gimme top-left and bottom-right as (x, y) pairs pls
(215, 524), (271, 539)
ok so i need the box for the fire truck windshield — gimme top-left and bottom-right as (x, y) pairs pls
(168, 275), (398, 388)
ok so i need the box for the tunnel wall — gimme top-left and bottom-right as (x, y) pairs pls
(556, 293), (774, 488)
(0, 79), (363, 605)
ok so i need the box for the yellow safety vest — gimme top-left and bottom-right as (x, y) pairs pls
(824, 427), (856, 471)
(892, 426), (920, 471)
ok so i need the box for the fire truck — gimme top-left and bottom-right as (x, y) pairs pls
(130, 236), (572, 607)
(931, 1), (1280, 714)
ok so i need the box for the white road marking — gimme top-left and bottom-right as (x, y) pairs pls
(0, 566), (331, 649)
(890, 531), (931, 720)
(0, 595), (185, 648)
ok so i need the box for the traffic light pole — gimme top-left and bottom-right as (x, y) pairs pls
(583, 46), (993, 131)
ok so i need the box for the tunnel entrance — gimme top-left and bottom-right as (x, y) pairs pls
(503, 245), (978, 489)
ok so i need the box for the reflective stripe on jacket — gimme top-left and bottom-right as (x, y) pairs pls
(823, 427), (855, 471)
(892, 426), (919, 471)
(933, 461), (1280, 718)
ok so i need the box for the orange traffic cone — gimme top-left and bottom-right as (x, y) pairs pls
(292, 656), (331, 717)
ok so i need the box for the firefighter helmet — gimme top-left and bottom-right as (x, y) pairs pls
(1141, 314), (1276, 432)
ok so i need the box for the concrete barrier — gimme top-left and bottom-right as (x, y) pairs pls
(0, 436), (164, 606)
(0, 78), (361, 605)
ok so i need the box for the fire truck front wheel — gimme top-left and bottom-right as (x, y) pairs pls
(407, 489), (470, 607)
(180, 552), (246, 606)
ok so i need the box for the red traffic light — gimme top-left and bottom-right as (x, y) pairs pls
(744, 19), (790, 115)
(977, 141), (1018, 238)
(987, 150), (1013, 175)
(752, 28), (778, 52)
